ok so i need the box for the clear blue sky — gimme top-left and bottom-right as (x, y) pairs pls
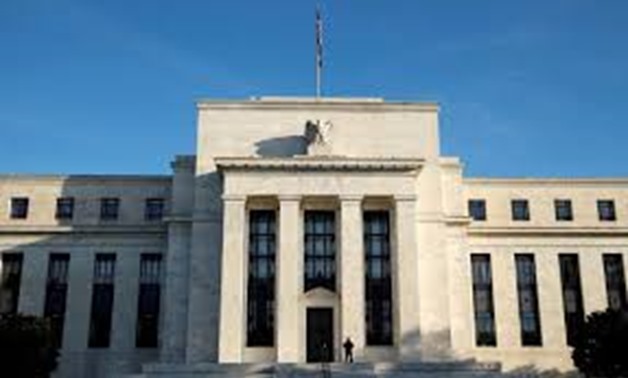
(1, 0), (627, 176)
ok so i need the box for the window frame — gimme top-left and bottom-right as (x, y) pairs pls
(468, 199), (487, 221)
(304, 210), (336, 292)
(511, 199), (530, 222)
(88, 253), (116, 348)
(554, 199), (573, 222)
(55, 197), (75, 220)
(136, 253), (162, 348)
(10, 197), (29, 219)
(470, 254), (497, 347)
(364, 210), (393, 346)
(100, 198), (120, 221)
(515, 253), (543, 346)
(597, 200), (617, 222)
(144, 198), (165, 221)
(246, 210), (277, 347)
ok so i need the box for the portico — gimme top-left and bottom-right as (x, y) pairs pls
(215, 156), (423, 363)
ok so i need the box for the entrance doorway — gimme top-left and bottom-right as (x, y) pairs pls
(306, 308), (334, 362)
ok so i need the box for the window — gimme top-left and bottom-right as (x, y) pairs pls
(468, 199), (487, 221)
(603, 254), (627, 310)
(554, 200), (573, 222)
(55, 197), (74, 220)
(136, 253), (162, 348)
(559, 254), (584, 346)
(88, 253), (116, 348)
(364, 211), (393, 345)
(598, 200), (616, 222)
(471, 254), (496, 346)
(10, 197), (29, 219)
(100, 198), (119, 220)
(304, 211), (336, 292)
(246, 210), (276, 346)
(515, 254), (542, 346)
(145, 198), (165, 221)
(0, 253), (23, 314)
(44, 254), (70, 348)
(511, 200), (530, 221)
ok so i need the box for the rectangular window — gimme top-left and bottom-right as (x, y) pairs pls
(515, 254), (542, 346)
(511, 199), (530, 221)
(598, 200), (616, 221)
(10, 197), (29, 219)
(559, 254), (584, 346)
(364, 211), (393, 345)
(55, 198), (74, 220)
(471, 254), (496, 346)
(44, 254), (70, 348)
(555, 199), (573, 221)
(100, 198), (120, 220)
(144, 198), (165, 221)
(246, 210), (276, 346)
(468, 199), (487, 221)
(0, 253), (23, 314)
(88, 253), (116, 348)
(136, 253), (162, 348)
(304, 211), (336, 292)
(603, 254), (627, 310)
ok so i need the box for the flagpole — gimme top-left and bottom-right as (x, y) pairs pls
(315, 4), (322, 98)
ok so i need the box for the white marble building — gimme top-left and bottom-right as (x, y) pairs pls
(1, 97), (627, 377)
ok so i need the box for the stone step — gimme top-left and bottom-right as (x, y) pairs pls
(135, 360), (502, 378)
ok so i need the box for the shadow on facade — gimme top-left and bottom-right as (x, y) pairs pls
(254, 135), (306, 157)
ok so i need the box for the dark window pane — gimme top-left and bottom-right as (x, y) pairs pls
(554, 200), (573, 222)
(511, 200), (530, 221)
(365, 211), (393, 346)
(44, 253), (70, 348)
(603, 254), (627, 310)
(145, 198), (165, 221)
(598, 200), (616, 221)
(0, 253), (23, 314)
(55, 197), (74, 220)
(136, 253), (162, 348)
(10, 198), (29, 219)
(515, 254), (542, 346)
(304, 211), (336, 292)
(88, 254), (116, 348)
(100, 198), (120, 220)
(247, 210), (276, 346)
(468, 199), (487, 221)
(559, 254), (584, 346)
(471, 254), (496, 346)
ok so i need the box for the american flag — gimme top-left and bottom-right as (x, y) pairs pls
(316, 5), (323, 69)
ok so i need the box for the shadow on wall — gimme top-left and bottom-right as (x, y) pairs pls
(0, 175), (173, 378)
(254, 135), (306, 157)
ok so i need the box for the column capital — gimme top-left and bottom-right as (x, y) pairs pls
(277, 194), (301, 202)
(222, 194), (246, 202)
(394, 194), (416, 202)
(339, 194), (363, 203)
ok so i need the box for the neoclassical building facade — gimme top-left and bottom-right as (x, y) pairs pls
(0, 97), (627, 377)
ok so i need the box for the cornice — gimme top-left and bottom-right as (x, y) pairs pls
(214, 156), (424, 172)
(465, 177), (628, 186)
(196, 97), (438, 113)
(0, 224), (166, 235)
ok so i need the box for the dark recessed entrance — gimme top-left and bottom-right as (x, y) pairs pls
(306, 307), (334, 362)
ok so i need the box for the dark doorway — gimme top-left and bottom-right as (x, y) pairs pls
(306, 308), (334, 362)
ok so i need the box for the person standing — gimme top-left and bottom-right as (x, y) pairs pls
(343, 337), (354, 363)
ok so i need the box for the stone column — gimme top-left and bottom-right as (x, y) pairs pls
(276, 195), (302, 362)
(17, 248), (48, 315)
(394, 195), (421, 360)
(217, 195), (247, 362)
(340, 195), (365, 360)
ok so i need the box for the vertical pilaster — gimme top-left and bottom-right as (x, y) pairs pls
(17, 249), (47, 315)
(340, 196), (365, 360)
(394, 195), (421, 359)
(217, 195), (247, 362)
(276, 195), (302, 362)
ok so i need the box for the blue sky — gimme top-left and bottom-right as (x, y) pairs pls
(1, 0), (627, 176)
